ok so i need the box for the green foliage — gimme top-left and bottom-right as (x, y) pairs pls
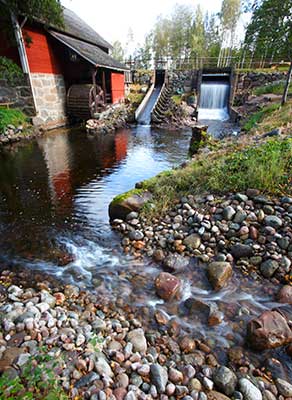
(0, 109), (28, 134)
(141, 138), (292, 216)
(3, 0), (64, 28)
(244, 0), (292, 61)
(111, 40), (125, 62)
(131, 4), (221, 67)
(0, 57), (23, 85)
(0, 348), (68, 399)
(242, 103), (280, 131)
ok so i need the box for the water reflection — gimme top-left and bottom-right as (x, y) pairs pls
(0, 125), (191, 262)
(39, 133), (73, 210)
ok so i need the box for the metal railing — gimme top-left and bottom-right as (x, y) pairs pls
(125, 56), (290, 72)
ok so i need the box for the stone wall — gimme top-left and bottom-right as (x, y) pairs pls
(168, 70), (199, 93)
(30, 73), (67, 126)
(235, 71), (287, 91)
(0, 74), (35, 116)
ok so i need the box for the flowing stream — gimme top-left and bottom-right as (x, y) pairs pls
(0, 125), (289, 374)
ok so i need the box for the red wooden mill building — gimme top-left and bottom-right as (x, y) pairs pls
(0, 8), (128, 127)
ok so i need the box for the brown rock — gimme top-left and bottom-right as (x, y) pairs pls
(207, 262), (232, 290)
(207, 391), (231, 400)
(0, 347), (25, 372)
(277, 286), (292, 304)
(247, 310), (292, 350)
(113, 387), (127, 400)
(109, 191), (152, 220)
(153, 249), (165, 262)
(155, 272), (181, 301)
(180, 337), (196, 353)
(249, 226), (258, 240)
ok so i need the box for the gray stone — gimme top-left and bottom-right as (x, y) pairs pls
(234, 193), (248, 202)
(275, 378), (292, 397)
(150, 364), (168, 393)
(129, 230), (144, 241)
(230, 244), (253, 259)
(183, 234), (201, 250)
(233, 210), (247, 223)
(223, 206), (236, 220)
(265, 215), (283, 229)
(74, 372), (99, 388)
(126, 211), (139, 221)
(95, 354), (113, 377)
(281, 197), (292, 204)
(127, 328), (147, 353)
(239, 378), (262, 400)
(164, 254), (189, 272)
(277, 237), (290, 250)
(213, 366), (237, 396)
(260, 259), (279, 278)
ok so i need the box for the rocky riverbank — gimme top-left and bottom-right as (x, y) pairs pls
(1, 267), (292, 400)
(0, 124), (43, 146)
(111, 191), (292, 284)
(86, 104), (130, 135)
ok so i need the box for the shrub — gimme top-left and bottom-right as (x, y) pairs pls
(0, 56), (23, 85)
(0, 347), (68, 399)
(0, 108), (28, 134)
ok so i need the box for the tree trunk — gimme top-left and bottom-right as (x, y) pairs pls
(281, 61), (292, 106)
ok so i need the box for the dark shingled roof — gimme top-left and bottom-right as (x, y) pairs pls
(49, 30), (128, 72)
(60, 8), (112, 50)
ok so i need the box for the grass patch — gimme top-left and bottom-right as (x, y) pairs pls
(0, 108), (28, 134)
(242, 103), (280, 132)
(171, 94), (183, 105)
(253, 81), (292, 96)
(236, 66), (289, 73)
(141, 138), (292, 216)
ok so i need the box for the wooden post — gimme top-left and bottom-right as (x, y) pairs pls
(102, 70), (107, 103)
(281, 61), (292, 106)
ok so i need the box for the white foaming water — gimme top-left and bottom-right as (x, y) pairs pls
(198, 82), (230, 121)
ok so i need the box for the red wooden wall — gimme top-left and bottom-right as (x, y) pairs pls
(22, 26), (62, 74)
(111, 73), (125, 103)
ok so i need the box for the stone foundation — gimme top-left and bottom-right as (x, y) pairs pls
(0, 74), (35, 116)
(30, 73), (67, 126)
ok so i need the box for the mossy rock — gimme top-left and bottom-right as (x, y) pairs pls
(109, 189), (152, 220)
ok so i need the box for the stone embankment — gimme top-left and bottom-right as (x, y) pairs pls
(86, 105), (130, 135)
(1, 268), (292, 400)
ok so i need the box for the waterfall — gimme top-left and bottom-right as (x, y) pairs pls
(198, 81), (230, 121)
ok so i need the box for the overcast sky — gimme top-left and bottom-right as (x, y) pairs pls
(61, 0), (226, 48)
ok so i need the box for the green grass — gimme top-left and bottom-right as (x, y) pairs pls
(141, 138), (292, 216)
(253, 81), (292, 96)
(242, 103), (280, 132)
(236, 66), (289, 73)
(0, 108), (28, 134)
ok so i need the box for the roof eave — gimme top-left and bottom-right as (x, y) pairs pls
(48, 30), (128, 72)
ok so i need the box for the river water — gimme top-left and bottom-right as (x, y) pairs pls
(0, 124), (290, 377)
(0, 125), (191, 286)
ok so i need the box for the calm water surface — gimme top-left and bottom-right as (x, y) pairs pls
(0, 125), (191, 286)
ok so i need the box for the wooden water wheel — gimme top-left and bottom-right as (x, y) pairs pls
(67, 84), (106, 120)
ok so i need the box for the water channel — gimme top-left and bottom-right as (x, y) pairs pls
(0, 124), (290, 377)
